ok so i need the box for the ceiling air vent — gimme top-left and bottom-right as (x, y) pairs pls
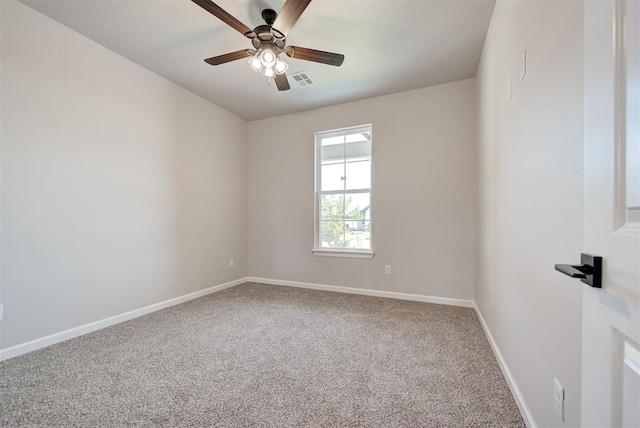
(289, 71), (315, 89)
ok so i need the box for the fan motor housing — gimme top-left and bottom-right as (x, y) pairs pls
(254, 24), (273, 41)
(251, 22), (286, 49)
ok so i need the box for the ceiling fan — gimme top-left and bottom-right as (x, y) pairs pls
(191, 0), (345, 91)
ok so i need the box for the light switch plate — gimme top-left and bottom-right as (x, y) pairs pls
(521, 50), (527, 80)
(553, 377), (564, 421)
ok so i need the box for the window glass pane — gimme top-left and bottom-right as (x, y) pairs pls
(345, 140), (371, 161)
(320, 194), (345, 220)
(345, 193), (370, 221)
(321, 135), (344, 146)
(345, 160), (371, 190)
(345, 221), (370, 249)
(321, 143), (344, 164)
(345, 132), (371, 143)
(321, 163), (344, 191)
(343, 193), (371, 249)
(320, 221), (346, 248)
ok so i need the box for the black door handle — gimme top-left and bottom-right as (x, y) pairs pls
(554, 253), (602, 288)
(554, 264), (593, 278)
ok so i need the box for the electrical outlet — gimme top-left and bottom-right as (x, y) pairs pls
(229, 259), (234, 268)
(385, 265), (392, 275)
(553, 377), (564, 421)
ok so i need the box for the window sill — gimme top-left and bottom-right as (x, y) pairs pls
(311, 249), (375, 259)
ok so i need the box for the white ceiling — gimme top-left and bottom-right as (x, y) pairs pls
(20, 0), (496, 121)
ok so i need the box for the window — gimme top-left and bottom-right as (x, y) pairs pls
(313, 124), (373, 258)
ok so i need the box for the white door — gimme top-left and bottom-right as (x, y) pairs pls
(582, 0), (640, 426)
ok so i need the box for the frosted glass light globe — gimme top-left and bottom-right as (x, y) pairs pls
(260, 49), (276, 67)
(274, 59), (289, 75)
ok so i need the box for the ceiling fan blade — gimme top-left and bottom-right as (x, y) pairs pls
(191, 0), (253, 36)
(274, 73), (291, 91)
(204, 50), (252, 66)
(272, 0), (312, 38)
(285, 46), (345, 66)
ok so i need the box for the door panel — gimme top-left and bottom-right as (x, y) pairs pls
(583, 0), (640, 426)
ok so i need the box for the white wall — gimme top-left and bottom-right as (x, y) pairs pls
(0, 0), (247, 350)
(476, 1), (584, 426)
(248, 79), (477, 300)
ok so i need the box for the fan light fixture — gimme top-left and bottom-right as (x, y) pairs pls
(194, 1), (346, 92)
(249, 48), (289, 80)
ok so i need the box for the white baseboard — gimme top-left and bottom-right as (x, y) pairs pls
(1, 277), (473, 361)
(0, 277), (246, 362)
(246, 276), (475, 308)
(1, 275), (534, 428)
(474, 303), (536, 428)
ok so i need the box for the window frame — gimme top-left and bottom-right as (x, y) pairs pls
(312, 124), (374, 259)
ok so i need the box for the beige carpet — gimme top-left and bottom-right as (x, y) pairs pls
(1, 282), (524, 427)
